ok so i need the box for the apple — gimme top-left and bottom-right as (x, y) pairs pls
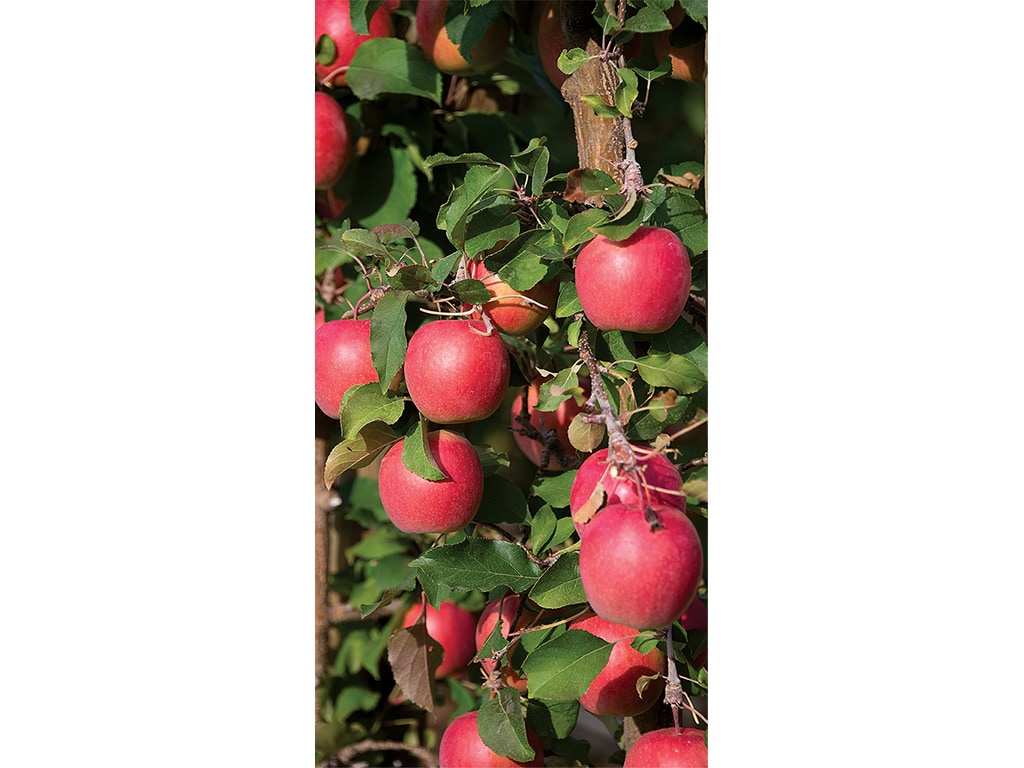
(579, 503), (703, 630)
(314, 319), (378, 418)
(571, 614), (666, 717)
(378, 430), (484, 534)
(403, 319), (510, 424)
(623, 727), (708, 768)
(315, 308), (325, 330)
(466, 258), (559, 336)
(652, 7), (706, 84)
(315, 92), (351, 190)
(439, 711), (544, 768)
(575, 226), (691, 334)
(416, 0), (509, 77)
(570, 447), (685, 537)
(509, 375), (589, 470)
(401, 600), (478, 679)
(315, 0), (396, 86)
(475, 593), (533, 692)
(536, 0), (642, 91)
(680, 595), (708, 670)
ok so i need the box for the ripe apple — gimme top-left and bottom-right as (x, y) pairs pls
(315, 0), (396, 86)
(536, 0), (642, 91)
(509, 375), (589, 470)
(571, 614), (666, 717)
(652, 7), (706, 84)
(315, 308), (325, 330)
(570, 448), (685, 537)
(475, 593), (533, 692)
(378, 430), (484, 534)
(401, 600), (478, 679)
(315, 92), (351, 190)
(680, 595), (708, 670)
(466, 258), (559, 337)
(403, 319), (510, 424)
(575, 226), (691, 334)
(623, 727), (708, 768)
(439, 711), (544, 768)
(579, 503), (703, 630)
(314, 319), (378, 418)
(416, 0), (509, 76)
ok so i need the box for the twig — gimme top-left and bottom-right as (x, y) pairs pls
(322, 739), (438, 768)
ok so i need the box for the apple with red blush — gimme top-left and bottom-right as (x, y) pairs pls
(623, 727), (708, 768)
(315, 0), (396, 86)
(438, 711), (544, 768)
(378, 429), (484, 534)
(416, 0), (509, 77)
(579, 503), (703, 630)
(510, 375), (589, 470)
(314, 318), (378, 418)
(575, 226), (691, 334)
(401, 600), (478, 679)
(466, 258), (559, 337)
(315, 92), (351, 190)
(475, 593), (534, 692)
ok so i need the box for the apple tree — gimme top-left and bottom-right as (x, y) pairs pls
(315, 1), (708, 765)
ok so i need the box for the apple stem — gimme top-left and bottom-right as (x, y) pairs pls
(319, 65), (349, 87)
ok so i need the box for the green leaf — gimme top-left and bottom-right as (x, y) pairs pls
(474, 445), (511, 477)
(578, 168), (619, 196)
(555, 280), (582, 318)
(478, 688), (536, 763)
(529, 552), (587, 609)
(346, 528), (408, 562)
(402, 418), (447, 481)
(476, 474), (528, 525)
(347, 0), (386, 36)
(464, 204), (521, 258)
(568, 413), (605, 453)
(324, 424), (400, 489)
(430, 250), (462, 282)
(488, 229), (563, 290)
(423, 151), (500, 170)
(679, 0), (708, 28)
(346, 38), (443, 104)
(315, 34), (336, 66)
(340, 227), (389, 258)
(387, 264), (439, 292)
(634, 352), (707, 394)
(525, 698), (580, 741)
(614, 68), (640, 117)
(632, 57), (673, 81)
(369, 289), (408, 395)
(387, 623), (442, 711)
(438, 165), (514, 249)
(441, 0), (507, 68)
(622, 6), (672, 32)
(630, 633), (662, 655)
(646, 186), (707, 255)
(409, 539), (543, 594)
(581, 93), (620, 119)
(338, 382), (406, 442)
(645, 318), (707, 377)
(590, 191), (644, 241)
(557, 47), (590, 75)
(523, 630), (614, 700)
(563, 209), (610, 251)
(510, 137), (550, 197)
(332, 685), (381, 723)
(681, 464), (708, 503)
(449, 278), (492, 305)
(339, 145), (419, 230)
(535, 367), (583, 411)
(532, 471), (577, 509)
(529, 504), (557, 555)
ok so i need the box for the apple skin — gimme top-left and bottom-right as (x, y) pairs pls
(315, 0), (396, 86)
(570, 448), (684, 538)
(579, 503), (703, 630)
(315, 92), (351, 190)
(509, 376), (589, 470)
(401, 600), (478, 679)
(416, 0), (509, 76)
(652, 6), (706, 84)
(466, 258), (559, 337)
(439, 711), (544, 768)
(575, 226), (691, 334)
(404, 320), (510, 424)
(475, 593), (533, 692)
(571, 614), (666, 717)
(378, 430), (484, 534)
(681, 595), (708, 670)
(536, 0), (642, 91)
(314, 319), (378, 418)
(623, 727), (708, 768)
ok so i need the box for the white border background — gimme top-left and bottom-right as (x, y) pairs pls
(3, 1), (1022, 765)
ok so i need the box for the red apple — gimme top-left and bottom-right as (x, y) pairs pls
(570, 448), (685, 537)
(536, 1), (642, 91)
(401, 600), (478, 679)
(466, 258), (559, 337)
(475, 593), (532, 691)
(579, 503), (703, 630)
(624, 727), (707, 768)
(315, 0), (396, 86)
(439, 711), (544, 768)
(510, 375), (589, 470)
(571, 614), (666, 717)
(315, 308), (325, 330)
(416, 0), (509, 76)
(680, 595), (708, 670)
(314, 319), (378, 418)
(378, 430), (484, 534)
(575, 226), (691, 334)
(315, 92), (351, 190)
(403, 319), (509, 424)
